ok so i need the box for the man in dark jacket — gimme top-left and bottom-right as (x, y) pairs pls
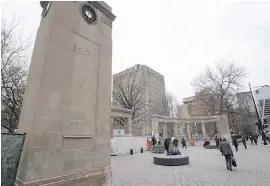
(220, 137), (234, 171)
(203, 139), (210, 147)
(250, 134), (254, 145)
(242, 135), (247, 149)
(152, 135), (157, 146)
(232, 138), (239, 152)
(164, 138), (170, 154)
(181, 137), (187, 149)
(215, 136), (220, 147)
(253, 134), (258, 145)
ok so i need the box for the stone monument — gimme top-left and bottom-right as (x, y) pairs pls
(15, 1), (115, 186)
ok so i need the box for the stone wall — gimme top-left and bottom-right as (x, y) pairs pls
(111, 137), (147, 155)
(1, 132), (25, 186)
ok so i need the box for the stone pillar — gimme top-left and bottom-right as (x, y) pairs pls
(174, 123), (178, 138)
(217, 115), (232, 142)
(186, 123), (192, 143)
(111, 117), (114, 138)
(201, 122), (207, 140)
(16, 2), (116, 186)
(127, 117), (132, 136)
(163, 123), (168, 139)
(151, 118), (159, 141)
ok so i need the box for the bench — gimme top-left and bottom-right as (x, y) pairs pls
(153, 154), (189, 166)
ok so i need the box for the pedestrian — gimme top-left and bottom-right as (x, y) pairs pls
(232, 138), (239, 152)
(181, 137), (187, 149)
(242, 135), (247, 149)
(253, 134), (258, 145)
(220, 137), (234, 171)
(164, 138), (170, 154)
(151, 135), (157, 146)
(250, 135), (254, 145)
(203, 139), (210, 147)
(215, 136), (219, 147)
(246, 134), (249, 141)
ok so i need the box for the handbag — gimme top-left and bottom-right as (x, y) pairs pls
(232, 157), (237, 167)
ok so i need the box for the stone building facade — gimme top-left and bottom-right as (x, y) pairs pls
(177, 94), (220, 139)
(113, 64), (166, 136)
(236, 91), (256, 113)
(178, 93), (216, 117)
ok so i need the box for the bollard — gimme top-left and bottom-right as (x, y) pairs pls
(130, 149), (133, 155)
(140, 147), (143, 153)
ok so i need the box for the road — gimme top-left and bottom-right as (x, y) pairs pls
(111, 141), (270, 186)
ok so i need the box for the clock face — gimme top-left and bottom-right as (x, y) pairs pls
(81, 5), (97, 24)
(41, 1), (52, 17)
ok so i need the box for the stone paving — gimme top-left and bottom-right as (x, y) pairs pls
(111, 141), (270, 186)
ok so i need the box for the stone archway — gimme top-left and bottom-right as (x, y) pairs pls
(151, 114), (231, 143)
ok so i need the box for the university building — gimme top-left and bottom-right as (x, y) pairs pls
(113, 64), (166, 136)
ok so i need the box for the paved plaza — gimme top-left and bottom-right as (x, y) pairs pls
(112, 141), (270, 186)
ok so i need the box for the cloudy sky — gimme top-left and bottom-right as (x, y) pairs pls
(2, 0), (270, 103)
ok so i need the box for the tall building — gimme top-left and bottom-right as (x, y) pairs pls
(251, 85), (270, 122)
(113, 64), (166, 136)
(236, 91), (258, 133)
(236, 91), (256, 113)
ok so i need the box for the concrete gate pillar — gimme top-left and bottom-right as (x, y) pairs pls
(186, 123), (192, 143)
(217, 115), (232, 142)
(201, 122), (207, 140)
(174, 123), (178, 138)
(127, 117), (132, 136)
(151, 118), (159, 141)
(111, 117), (114, 137)
(163, 123), (168, 139)
(16, 2), (116, 186)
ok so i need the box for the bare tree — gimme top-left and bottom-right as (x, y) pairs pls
(192, 62), (245, 115)
(112, 72), (150, 135)
(165, 92), (179, 117)
(1, 17), (32, 131)
(191, 61), (246, 130)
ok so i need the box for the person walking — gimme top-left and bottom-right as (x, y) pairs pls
(253, 134), (258, 145)
(151, 135), (157, 146)
(181, 137), (187, 149)
(242, 135), (247, 149)
(164, 138), (170, 154)
(220, 137), (234, 171)
(232, 138), (239, 152)
(215, 136), (220, 147)
(250, 134), (254, 145)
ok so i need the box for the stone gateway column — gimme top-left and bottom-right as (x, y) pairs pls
(16, 2), (115, 186)
(201, 122), (207, 140)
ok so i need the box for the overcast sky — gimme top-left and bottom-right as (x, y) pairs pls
(2, 0), (270, 103)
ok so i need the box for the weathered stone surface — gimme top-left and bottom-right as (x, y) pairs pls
(15, 1), (115, 186)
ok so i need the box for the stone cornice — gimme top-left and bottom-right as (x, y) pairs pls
(111, 106), (133, 114)
(87, 1), (116, 21)
(151, 114), (223, 122)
